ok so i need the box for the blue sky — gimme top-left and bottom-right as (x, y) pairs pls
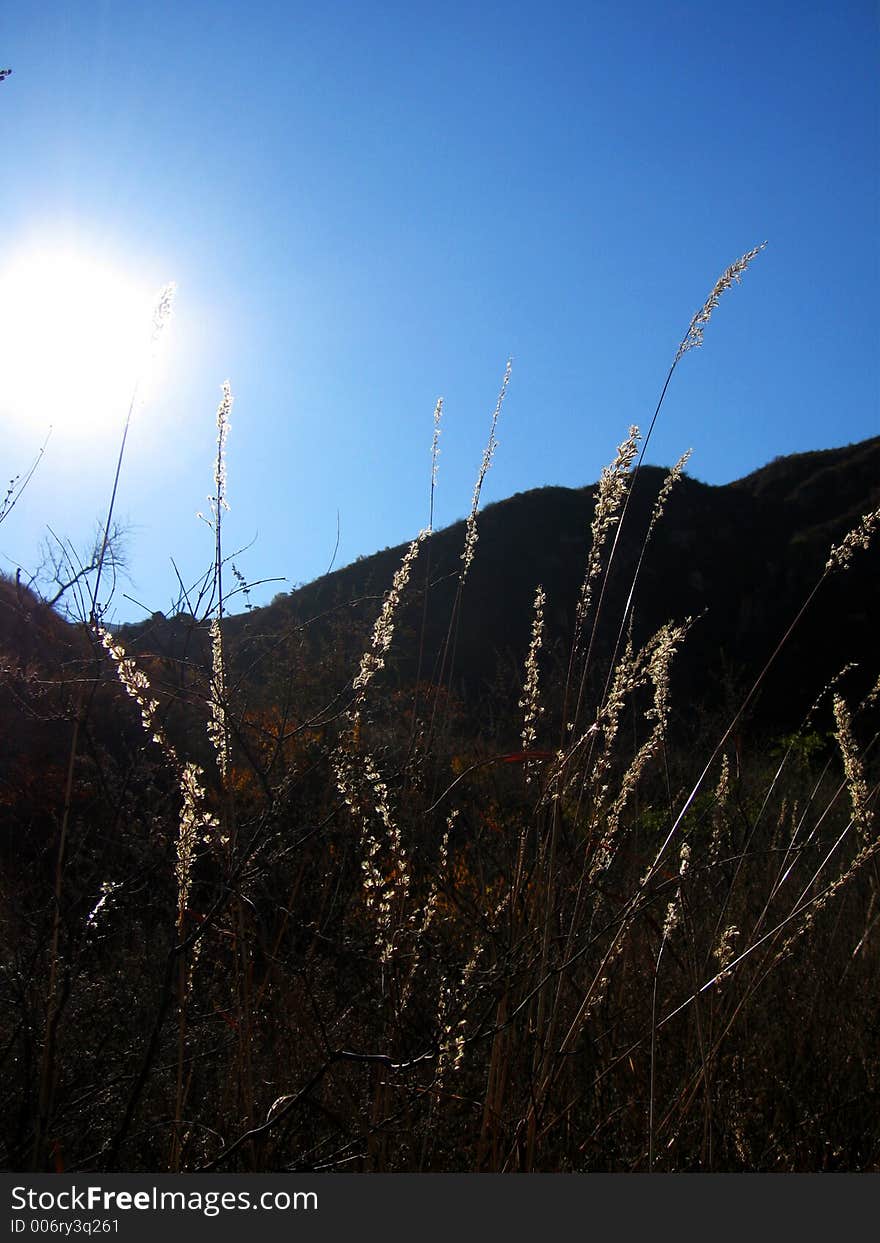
(0, 1), (877, 622)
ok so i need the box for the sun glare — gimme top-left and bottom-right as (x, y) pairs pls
(0, 243), (172, 441)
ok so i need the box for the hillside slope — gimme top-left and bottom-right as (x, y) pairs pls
(148, 434), (879, 739)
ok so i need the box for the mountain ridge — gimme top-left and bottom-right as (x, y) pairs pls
(3, 435), (874, 756)
(179, 433), (880, 739)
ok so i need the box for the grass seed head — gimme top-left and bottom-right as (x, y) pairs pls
(676, 242), (766, 362)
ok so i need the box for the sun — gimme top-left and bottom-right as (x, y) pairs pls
(0, 242), (172, 441)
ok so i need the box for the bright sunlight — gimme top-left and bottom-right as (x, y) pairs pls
(0, 241), (171, 441)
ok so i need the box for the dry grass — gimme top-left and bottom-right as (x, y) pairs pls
(2, 246), (879, 1173)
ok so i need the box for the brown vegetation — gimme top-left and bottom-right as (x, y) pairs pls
(1, 249), (878, 1172)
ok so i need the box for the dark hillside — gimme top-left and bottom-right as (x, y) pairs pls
(126, 434), (880, 741)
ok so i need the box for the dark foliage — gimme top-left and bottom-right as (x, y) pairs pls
(1, 436), (878, 1173)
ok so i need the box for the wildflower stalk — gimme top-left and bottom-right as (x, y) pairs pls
(429, 396), (443, 535)
(412, 399), (444, 736)
(827, 508), (880, 572)
(207, 382), (256, 1156)
(674, 245), (766, 363)
(560, 425), (640, 748)
(204, 382), (233, 783)
(427, 362), (511, 754)
(334, 526), (428, 982)
(833, 693), (874, 845)
(649, 842), (690, 1170)
(352, 530), (428, 695)
(564, 242), (766, 746)
(0, 429), (51, 527)
(460, 360), (510, 583)
(519, 585), (546, 785)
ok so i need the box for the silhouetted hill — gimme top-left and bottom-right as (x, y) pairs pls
(121, 435), (871, 743)
(7, 435), (872, 828)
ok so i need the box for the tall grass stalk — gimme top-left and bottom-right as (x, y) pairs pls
(426, 361), (512, 755)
